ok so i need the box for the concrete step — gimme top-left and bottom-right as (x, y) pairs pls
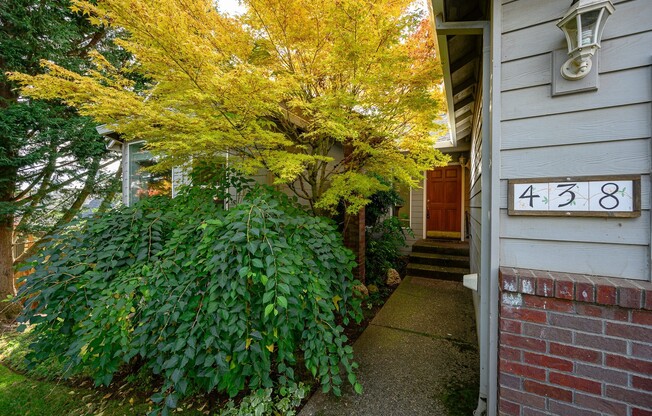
(411, 239), (470, 256)
(409, 252), (470, 269)
(406, 263), (470, 281)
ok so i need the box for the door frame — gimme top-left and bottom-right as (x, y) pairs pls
(422, 162), (465, 241)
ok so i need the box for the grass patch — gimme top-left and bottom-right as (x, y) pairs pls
(439, 379), (479, 416)
(0, 328), (206, 415)
(0, 364), (159, 416)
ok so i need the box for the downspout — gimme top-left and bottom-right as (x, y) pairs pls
(433, 15), (494, 416)
(488, 2), (502, 414)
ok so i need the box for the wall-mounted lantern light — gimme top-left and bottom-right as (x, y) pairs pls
(557, 0), (615, 80)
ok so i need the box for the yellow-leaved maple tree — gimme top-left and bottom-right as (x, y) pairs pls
(10, 0), (448, 214)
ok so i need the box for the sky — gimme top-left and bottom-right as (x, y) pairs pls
(217, 0), (246, 16)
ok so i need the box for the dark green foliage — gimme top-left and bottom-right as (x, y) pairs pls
(17, 178), (362, 414)
(365, 217), (412, 285)
(364, 177), (412, 284)
(364, 177), (403, 228)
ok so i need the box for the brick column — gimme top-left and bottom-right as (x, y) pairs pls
(498, 267), (652, 416)
(343, 209), (365, 284)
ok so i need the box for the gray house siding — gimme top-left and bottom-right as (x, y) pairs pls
(405, 184), (425, 250)
(469, 82), (484, 278)
(499, 0), (652, 281)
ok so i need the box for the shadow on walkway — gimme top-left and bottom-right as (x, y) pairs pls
(299, 276), (479, 416)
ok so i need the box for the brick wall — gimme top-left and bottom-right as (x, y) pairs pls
(499, 267), (652, 416)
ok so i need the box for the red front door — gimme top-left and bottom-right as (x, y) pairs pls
(426, 166), (462, 235)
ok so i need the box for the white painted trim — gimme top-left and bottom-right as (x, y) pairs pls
(422, 174), (427, 239)
(125, 140), (147, 207)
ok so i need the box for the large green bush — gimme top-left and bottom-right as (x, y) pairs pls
(17, 178), (362, 414)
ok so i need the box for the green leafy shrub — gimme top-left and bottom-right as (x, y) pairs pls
(365, 217), (412, 285)
(17, 177), (362, 414)
(218, 383), (309, 416)
(364, 178), (412, 284)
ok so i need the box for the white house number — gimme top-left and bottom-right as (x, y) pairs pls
(512, 180), (635, 213)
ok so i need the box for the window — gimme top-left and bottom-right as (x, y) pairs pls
(127, 142), (171, 205)
(396, 185), (411, 228)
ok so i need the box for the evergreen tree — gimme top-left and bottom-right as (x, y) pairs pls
(0, 0), (123, 319)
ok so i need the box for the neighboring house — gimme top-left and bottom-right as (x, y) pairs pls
(418, 0), (652, 415)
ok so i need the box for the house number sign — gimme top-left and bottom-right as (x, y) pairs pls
(508, 175), (640, 218)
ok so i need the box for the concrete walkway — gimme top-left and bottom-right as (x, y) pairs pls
(299, 276), (479, 416)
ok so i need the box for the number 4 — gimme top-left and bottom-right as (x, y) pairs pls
(519, 185), (540, 208)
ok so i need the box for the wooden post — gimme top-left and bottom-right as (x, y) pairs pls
(343, 208), (365, 283)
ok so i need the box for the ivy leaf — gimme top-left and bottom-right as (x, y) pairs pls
(264, 304), (274, 317)
(277, 296), (288, 309)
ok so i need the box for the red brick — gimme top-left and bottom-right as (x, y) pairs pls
(549, 371), (601, 395)
(522, 407), (548, 416)
(576, 363), (628, 386)
(523, 380), (572, 402)
(574, 392), (627, 415)
(617, 280), (644, 309)
(519, 274), (536, 295)
(501, 319), (522, 334)
(605, 321), (652, 343)
(549, 312), (602, 333)
(522, 295), (574, 313)
(606, 354), (652, 376)
(632, 310), (652, 326)
(606, 385), (652, 409)
(500, 346), (522, 362)
(501, 333), (547, 353)
(499, 372), (522, 390)
(534, 274), (554, 297)
(499, 399), (520, 415)
(500, 360), (546, 381)
(594, 278), (618, 305)
(554, 274), (575, 300)
(501, 305), (547, 324)
(523, 352), (573, 372)
(632, 342), (652, 360)
(550, 343), (601, 364)
(501, 270), (518, 293)
(575, 303), (628, 321)
(633, 408), (652, 416)
(501, 386), (546, 409)
(575, 333), (627, 354)
(574, 275), (596, 303)
(645, 287), (652, 310)
(522, 323), (573, 344)
(549, 400), (601, 416)
(633, 376), (652, 392)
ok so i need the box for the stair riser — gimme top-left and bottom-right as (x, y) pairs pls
(409, 256), (469, 268)
(406, 268), (465, 281)
(411, 245), (470, 256)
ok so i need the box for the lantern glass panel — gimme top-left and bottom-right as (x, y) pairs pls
(565, 15), (579, 51)
(579, 9), (601, 46)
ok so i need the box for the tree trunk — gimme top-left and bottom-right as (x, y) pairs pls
(0, 212), (20, 320)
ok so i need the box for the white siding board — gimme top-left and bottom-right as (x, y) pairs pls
(502, 67), (651, 121)
(502, 0), (652, 62)
(499, 176), (651, 210)
(599, 30), (652, 73)
(501, 53), (551, 91)
(500, 139), (651, 179)
(502, 0), (629, 34)
(500, 239), (649, 281)
(501, 103), (652, 150)
(501, 30), (652, 92)
(500, 209), (650, 245)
